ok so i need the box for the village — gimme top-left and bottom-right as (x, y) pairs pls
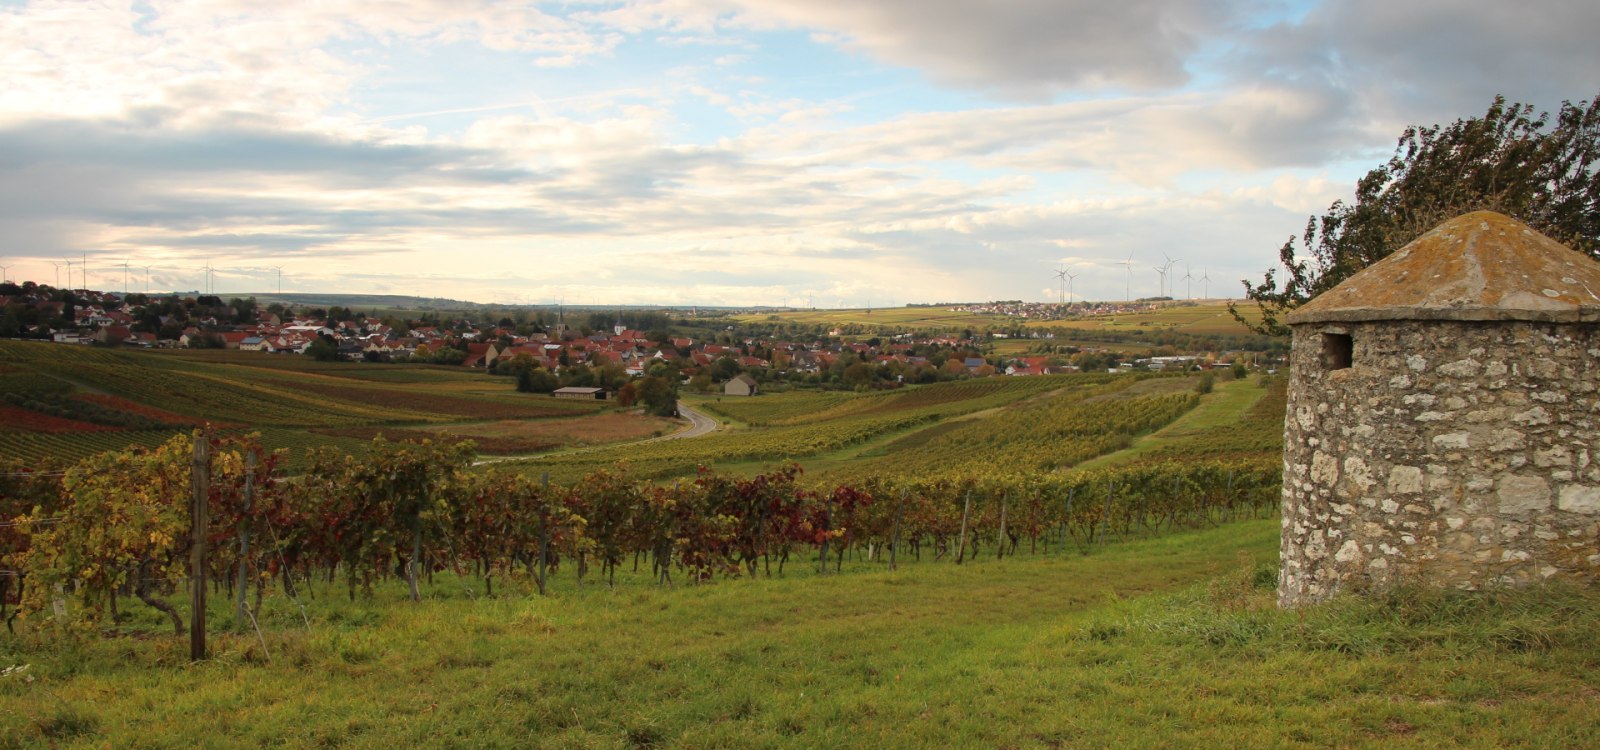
(0, 281), (1248, 397)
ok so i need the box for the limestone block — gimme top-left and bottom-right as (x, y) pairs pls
(1496, 475), (1552, 513)
(1388, 465), (1424, 494)
(1534, 446), (1572, 467)
(1557, 485), (1600, 514)
(1311, 451), (1339, 485)
(1437, 359), (1480, 377)
(1433, 432), (1470, 449)
(1487, 429), (1525, 451)
(1513, 406), (1553, 426)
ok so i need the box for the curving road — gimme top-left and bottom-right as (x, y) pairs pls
(655, 402), (718, 441)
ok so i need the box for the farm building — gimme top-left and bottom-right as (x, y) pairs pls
(724, 374), (759, 397)
(1278, 211), (1600, 607)
(553, 386), (606, 400)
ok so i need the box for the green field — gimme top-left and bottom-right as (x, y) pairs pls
(734, 306), (1017, 331)
(4, 521), (1596, 749)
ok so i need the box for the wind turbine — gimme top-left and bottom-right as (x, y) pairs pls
(143, 266), (152, 294)
(1053, 267), (1069, 305)
(1065, 269), (1079, 305)
(1159, 253), (1182, 298)
(1151, 264), (1168, 299)
(48, 261), (65, 289)
(202, 259), (214, 296)
(118, 260), (130, 296)
(270, 265), (283, 295)
(1182, 263), (1194, 300)
(1119, 250), (1136, 302)
(1201, 267), (1212, 299)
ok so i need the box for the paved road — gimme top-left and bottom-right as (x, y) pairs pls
(654, 403), (718, 441)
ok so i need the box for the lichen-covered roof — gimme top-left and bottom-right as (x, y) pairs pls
(1287, 211), (1600, 324)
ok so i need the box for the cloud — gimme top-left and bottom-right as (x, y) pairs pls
(1239, 1), (1600, 123)
(721, 0), (1234, 97)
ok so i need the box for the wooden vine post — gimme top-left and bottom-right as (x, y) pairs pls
(234, 450), (254, 632)
(536, 473), (551, 596)
(189, 431), (210, 661)
(889, 489), (905, 571)
(996, 491), (1008, 561)
(955, 490), (972, 564)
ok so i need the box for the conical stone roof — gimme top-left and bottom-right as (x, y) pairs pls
(1286, 211), (1600, 324)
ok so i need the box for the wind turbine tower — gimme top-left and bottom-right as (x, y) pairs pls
(1119, 250), (1136, 302)
(1159, 253), (1181, 298)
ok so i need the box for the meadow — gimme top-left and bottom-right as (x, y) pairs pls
(3, 521), (1596, 749)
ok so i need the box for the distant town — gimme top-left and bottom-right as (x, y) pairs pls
(0, 280), (1270, 396)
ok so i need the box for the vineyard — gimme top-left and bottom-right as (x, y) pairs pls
(1, 363), (1285, 637)
(3, 361), (1586, 749)
(0, 340), (609, 466)
(0, 427), (1281, 638)
(528, 374), (1119, 483)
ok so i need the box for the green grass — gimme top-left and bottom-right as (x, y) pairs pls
(1073, 376), (1267, 471)
(4, 519), (1596, 748)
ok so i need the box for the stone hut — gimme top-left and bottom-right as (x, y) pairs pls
(1278, 211), (1600, 607)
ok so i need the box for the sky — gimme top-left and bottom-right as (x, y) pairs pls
(0, 1), (1596, 307)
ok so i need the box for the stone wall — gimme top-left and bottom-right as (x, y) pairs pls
(1279, 319), (1600, 607)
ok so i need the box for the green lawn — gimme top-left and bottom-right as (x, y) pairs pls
(4, 519), (1596, 749)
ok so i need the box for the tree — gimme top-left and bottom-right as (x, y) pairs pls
(636, 375), (678, 417)
(306, 336), (340, 362)
(1235, 92), (1600, 335)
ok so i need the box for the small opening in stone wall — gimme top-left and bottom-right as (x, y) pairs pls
(1322, 332), (1353, 370)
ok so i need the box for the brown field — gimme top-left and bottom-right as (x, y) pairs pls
(437, 412), (680, 448)
(290, 382), (592, 420)
(309, 426), (558, 455)
(75, 393), (223, 427)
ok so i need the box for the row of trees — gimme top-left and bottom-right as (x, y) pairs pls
(0, 433), (1278, 635)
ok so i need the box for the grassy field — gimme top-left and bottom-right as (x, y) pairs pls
(736, 301), (1261, 339)
(734, 306), (1016, 330)
(3, 520), (1596, 749)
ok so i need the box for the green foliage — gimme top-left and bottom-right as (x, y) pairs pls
(1238, 91), (1600, 335)
(635, 375), (677, 417)
(305, 337), (339, 362)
